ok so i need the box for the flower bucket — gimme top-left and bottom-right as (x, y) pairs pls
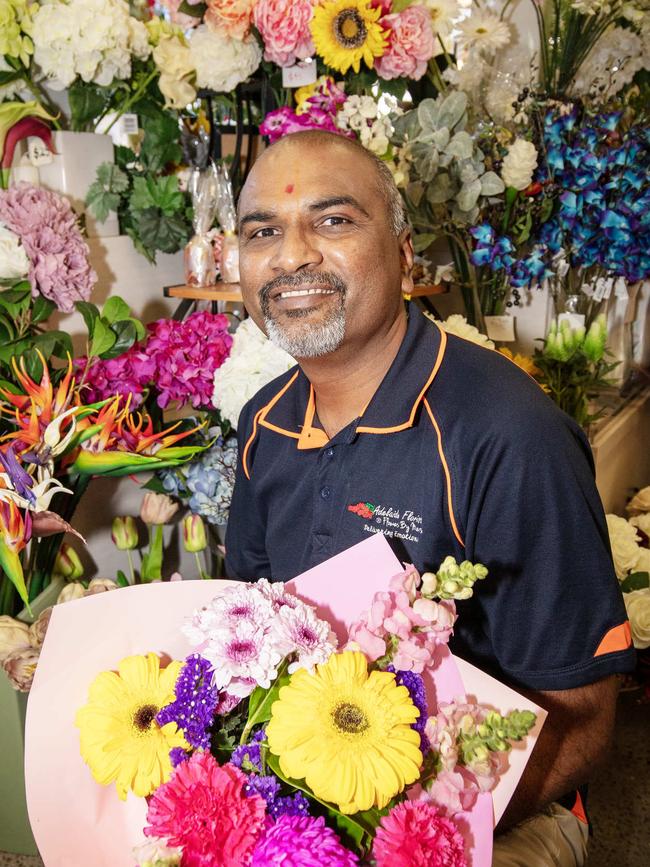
(0, 577), (63, 855)
(37, 131), (119, 239)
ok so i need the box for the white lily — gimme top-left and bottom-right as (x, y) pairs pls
(0, 472), (73, 512)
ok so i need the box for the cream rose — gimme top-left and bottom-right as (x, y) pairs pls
(427, 313), (495, 350)
(627, 486), (650, 516)
(606, 514), (642, 580)
(630, 513), (650, 538)
(501, 139), (538, 191)
(0, 615), (30, 663)
(624, 588), (650, 649)
(153, 35), (196, 109)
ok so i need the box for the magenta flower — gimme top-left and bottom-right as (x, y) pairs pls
(372, 801), (466, 867)
(251, 815), (359, 866)
(0, 183), (96, 312)
(76, 347), (155, 408)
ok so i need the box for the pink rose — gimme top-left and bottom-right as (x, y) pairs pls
(375, 5), (435, 81)
(205, 0), (256, 39)
(254, 0), (315, 67)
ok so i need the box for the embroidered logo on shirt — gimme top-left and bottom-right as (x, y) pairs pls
(347, 502), (376, 519)
(348, 501), (424, 543)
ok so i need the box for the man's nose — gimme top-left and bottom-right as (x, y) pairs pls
(269, 226), (323, 273)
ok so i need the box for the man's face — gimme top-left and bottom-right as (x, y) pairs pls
(237, 138), (412, 359)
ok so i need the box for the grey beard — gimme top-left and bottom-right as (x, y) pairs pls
(259, 272), (347, 358)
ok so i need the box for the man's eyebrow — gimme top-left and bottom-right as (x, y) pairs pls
(239, 209), (277, 229)
(308, 195), (369, 218)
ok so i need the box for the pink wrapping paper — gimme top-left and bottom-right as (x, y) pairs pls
(25, 534), (544, 866)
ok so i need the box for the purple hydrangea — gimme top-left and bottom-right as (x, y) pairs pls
(156, 653), (218, 749)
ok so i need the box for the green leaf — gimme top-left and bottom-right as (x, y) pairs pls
(412, 232), (437, 253)
(131, 175), (183, 215)
(102, 296), (132, 324)
(0, 314), (15, 341)
(140, 113), (182, 173)
(446, 131), (474, 160)
(134, 207), (190, 255)
(0, 284), (32, 318)
(34, 330), (73, 359)
(31, 295), (56, 325)
(437, 91), (468, 130)
(0, 69), (24, 87)
(621, 571), (650, 592)
(68, 81), (109, 132)
(480, 171), (506, 197)
(86, 164), (130, 222)
(114, 145), (137, 169)
(89, 317), (117, 358)
(100, 319), (138, 359)
(179, 0), (206, 15)
(76, 301), (100, 337)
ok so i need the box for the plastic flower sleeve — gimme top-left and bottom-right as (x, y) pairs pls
(215, 163), (240, 283)
(183, 165), (219, 287)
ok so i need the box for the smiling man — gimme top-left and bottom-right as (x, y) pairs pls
(225, 130), (635, 866)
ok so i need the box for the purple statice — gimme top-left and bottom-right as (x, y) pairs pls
(243, 773), (311, 819)
(169, 747), (191, 768)
(244, 773), (281, 803)
(156, 653), (218, 749)
(231, 729), (265, 772)
(389, 666), (430, 753)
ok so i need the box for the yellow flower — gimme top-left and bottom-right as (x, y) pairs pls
(267, 650), (422, 814)
(309, 0), (387, 75)
(76, 653), (188, 800)
(499, 347), (542, 378)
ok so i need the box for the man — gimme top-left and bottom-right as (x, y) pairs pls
(225, 130), (635, 865)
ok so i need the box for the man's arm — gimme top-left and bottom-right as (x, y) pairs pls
(497, 674), (620, 831)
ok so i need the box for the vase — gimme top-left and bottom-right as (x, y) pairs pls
(37, 131), (120, 238)
(0, 577), (63, 855)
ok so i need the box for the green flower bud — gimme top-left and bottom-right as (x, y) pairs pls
(583, 315), (607, 362)
(54, 543), (84, 580)
(183, 514), (207, 553)
(111, 516), (138, 551)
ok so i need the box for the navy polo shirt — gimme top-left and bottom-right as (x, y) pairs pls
(225, 304), (635, 692)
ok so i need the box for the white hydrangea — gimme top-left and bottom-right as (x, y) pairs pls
(212, 318), (295, 429)
(572, 26), (647, 101)
(0, 221), (30, 280)
(606, 514), (643, 580)
(189, 25), (261, 93)
(501, 139), (538, 191)
(32, 0), (151, 90)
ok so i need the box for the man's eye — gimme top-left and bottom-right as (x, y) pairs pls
(321, 216), (350, 227)
(251, 227), (278, 238)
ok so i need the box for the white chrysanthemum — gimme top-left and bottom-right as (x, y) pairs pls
(630, 513), (650, 538)
(456, 11), (511, 54)
(624, 588), (650, 649)
(212, 318), (295, 429)
(0, 221), (30, 280)
(501, 138), (538, 191)
(428, 313), (495, 350)
(421, 0), (460, 39)
(274, 605), (338, 673)
(606, 514), (642, 580)
(189, 24), (261, 93)
(133, 838), (181, 867)
(32, 0), (150, 90)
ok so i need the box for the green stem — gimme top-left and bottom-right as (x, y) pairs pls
(98, 69), (158, 134)
(240, 659), (289, 745)
(126, 548), (136, 585)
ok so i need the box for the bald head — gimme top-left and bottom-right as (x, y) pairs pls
(240, 130), (408, 237)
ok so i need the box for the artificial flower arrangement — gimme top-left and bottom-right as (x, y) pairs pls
(25, 535), (541, 866)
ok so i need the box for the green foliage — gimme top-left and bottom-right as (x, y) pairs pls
(85, 164), (130, 223)
(75, 297), (144, 361)
(68, 81), (110, 132)
(621, 571), (650, 593)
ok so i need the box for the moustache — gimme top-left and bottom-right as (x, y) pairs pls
(259, 272), (348, 307)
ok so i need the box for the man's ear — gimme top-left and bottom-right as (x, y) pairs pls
(399, 229), (414, 296)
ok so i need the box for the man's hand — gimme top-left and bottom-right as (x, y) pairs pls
(497, 674), (621, 831)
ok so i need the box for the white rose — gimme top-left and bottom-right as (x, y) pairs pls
(606, 514), (642, 580)
(627, 486), (650, 516)
(634, 547), (650, 575)
(154, 35), (196, 108)
(190, 25), (261, 93)
(630, 513), (650, 538)
(0, 616), (31, 664)
(624, 588), (650, 649)
(501, 138), (538, 191)
(0, 221), (30, 280)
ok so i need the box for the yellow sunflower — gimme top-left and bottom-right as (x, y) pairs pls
(309, 0), (388, 75)
(75, 653), (188, 800)
(266, 650), (422, 814)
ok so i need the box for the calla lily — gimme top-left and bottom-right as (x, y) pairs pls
(0, 101), (57, 172)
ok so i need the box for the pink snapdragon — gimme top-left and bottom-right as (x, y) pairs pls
(375, 4), (436, 81)
(254, 0), (315, 67)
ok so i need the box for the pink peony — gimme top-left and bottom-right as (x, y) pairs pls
(0, 183), (96, 313)
(251, 815), (358, 866)
(254, 0), (315, 67)
(205, 0), (256, 39)
(373, 800), (467, 867)
(375, 5), (436, 81)
(145, 753), (266, 867)
(146, 310), (233, 409)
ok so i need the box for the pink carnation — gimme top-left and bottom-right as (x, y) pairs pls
(375, 5), (435, 81)
(254, 0), (315, 67)
(146, 310), (232, 409)
(0, 183), (96, 313)
(251, 815), (358, 866)
(205, 0), (256, 39)
(145, 753), (266, 867)
(372, 801), (467, 867)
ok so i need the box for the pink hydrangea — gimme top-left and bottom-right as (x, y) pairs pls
(372, 801), (467, 867)
(254, 0), (315, 67)
(251, 815), (358, 866)
(0, 183), (96, 313)
(375, 5), (436, 81)
(146, 310), (233, 409)
(145, 753), (266, 867)
(76, 346), (155, 408)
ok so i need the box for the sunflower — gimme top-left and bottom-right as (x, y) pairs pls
(76, 653), (188, 800)
(309, 0), (388, 75)
(266, 650), (422, 814)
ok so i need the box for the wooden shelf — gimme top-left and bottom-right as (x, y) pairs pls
(164, 282), (447, 303)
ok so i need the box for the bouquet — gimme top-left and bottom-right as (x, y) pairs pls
(25, 536), (542, 866)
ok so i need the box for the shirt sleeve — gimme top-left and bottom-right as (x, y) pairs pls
(453, 399), (635, 691)
(224, 402), (271, 580)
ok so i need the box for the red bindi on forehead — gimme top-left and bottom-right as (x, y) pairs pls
(284, 184), (295, 194)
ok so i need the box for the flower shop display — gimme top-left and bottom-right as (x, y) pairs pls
(25, 535), (543, 866)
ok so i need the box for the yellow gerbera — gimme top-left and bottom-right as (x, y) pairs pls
(75, 653), (188, 800)
(309, 0), (388, 75)
(267, 650), (422, 814)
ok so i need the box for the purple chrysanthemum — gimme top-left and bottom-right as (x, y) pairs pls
(157, 653), (218, 749)
(251, 815), (358, 866)
(389, 666), (430, 753)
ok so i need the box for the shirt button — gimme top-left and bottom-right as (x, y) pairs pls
(325, 447), (335, 458)
(320, 485), (332, 500)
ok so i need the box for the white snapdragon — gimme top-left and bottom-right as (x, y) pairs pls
(501, 139), (538, 191)
(189, 25), (261, 93)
